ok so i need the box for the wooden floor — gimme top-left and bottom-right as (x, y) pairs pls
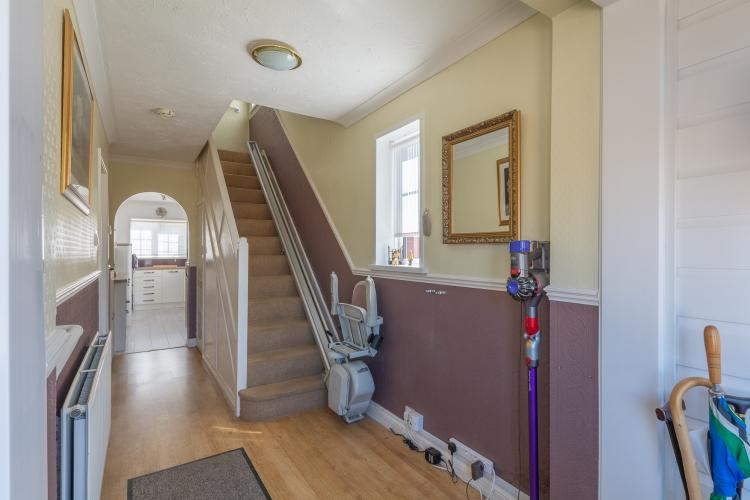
(102, 347), (470, 499)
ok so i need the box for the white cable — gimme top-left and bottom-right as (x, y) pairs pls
(484, 469), (496, 499)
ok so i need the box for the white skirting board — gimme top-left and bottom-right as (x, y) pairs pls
(366, 402), (528, 500)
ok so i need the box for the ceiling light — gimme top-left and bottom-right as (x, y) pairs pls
(153, 107), (175, 118)
(248, 41), (302, 71)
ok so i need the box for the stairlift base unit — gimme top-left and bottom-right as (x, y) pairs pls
(327, 360), (375, 423)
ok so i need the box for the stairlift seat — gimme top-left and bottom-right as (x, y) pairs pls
(329, 274), (382, 360)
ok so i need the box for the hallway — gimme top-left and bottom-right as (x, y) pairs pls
(102, 348), (469, 499)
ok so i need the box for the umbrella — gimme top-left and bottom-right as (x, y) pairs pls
(708, 393), (750, 499)
(705, 326), (750, 500)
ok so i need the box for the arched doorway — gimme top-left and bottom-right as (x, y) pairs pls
(112, 192), (189, 354)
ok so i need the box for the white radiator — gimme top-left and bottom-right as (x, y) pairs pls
(60, 333), (112, 500)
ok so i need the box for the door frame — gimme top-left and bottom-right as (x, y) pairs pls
(98, 148), (110, 336)
(0, 0), (47, 497)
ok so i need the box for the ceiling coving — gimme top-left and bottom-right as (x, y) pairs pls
(93, 0), (534, 162)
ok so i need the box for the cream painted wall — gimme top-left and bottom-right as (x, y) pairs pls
(42, 0), (110, 334)
(549, 1), (601, 290)
(213, 100), (250, 153)
(452, 146), (508, 233)
(278, 14), (552, 280)
(108, 162), (199, 265)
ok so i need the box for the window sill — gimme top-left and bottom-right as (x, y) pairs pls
(369, 264), (427, 275)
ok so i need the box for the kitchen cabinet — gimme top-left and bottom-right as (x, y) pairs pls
(162, 268), (185, 303)
(133, 268), (185, 309)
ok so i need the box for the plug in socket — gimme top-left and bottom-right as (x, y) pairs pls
(404, 406), (423, 432)
(448, 438), (494, 481)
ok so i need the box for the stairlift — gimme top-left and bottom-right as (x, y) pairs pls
(326, 272), (383, 423)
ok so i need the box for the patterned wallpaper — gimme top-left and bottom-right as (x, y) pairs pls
(42, 0), (108, 334)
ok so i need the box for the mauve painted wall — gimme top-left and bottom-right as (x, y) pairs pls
(55, 279), (100, 407)
(549, 300), (599, 499)
(249, 107), (550, 496)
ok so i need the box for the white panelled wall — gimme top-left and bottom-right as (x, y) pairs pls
(675, 0), (750, 495)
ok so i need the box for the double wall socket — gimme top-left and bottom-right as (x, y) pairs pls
(404, 406), (423, 432)
(448, 438), (494, 481)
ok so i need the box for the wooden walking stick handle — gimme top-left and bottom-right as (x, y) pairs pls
(670, 376), (712, 500)
(704, 325), (722, 386)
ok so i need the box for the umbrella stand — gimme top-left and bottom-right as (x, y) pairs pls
(664, 326), (750, 500)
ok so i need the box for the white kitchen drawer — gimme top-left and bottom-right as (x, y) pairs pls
(133, 274), (161, 285)
(134, 269), (159, 277)
(135, 289), (162, 304)
(135, 282), (160, 293)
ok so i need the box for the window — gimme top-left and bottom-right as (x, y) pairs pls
(375, 118), (423, 270)
(131, 229), (152, 257)
(130, 219), (187, 258)
(157, 233), (180, 256)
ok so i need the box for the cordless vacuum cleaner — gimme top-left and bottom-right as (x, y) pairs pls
(506, 240), (549, 500)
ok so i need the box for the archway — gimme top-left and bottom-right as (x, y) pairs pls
(112, 192), (190, 354)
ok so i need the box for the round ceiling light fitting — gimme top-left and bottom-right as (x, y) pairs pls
(153, 107), (175, 118)
(248, 40), (302, 71)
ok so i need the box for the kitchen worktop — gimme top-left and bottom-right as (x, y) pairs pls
(135, 265), (185, 270)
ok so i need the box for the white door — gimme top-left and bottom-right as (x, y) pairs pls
(674, 2), (750, 497)
(162, 269), (184, 303)
(97, 149), (110, 335)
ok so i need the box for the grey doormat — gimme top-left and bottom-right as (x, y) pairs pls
(128, 448), (271, 500)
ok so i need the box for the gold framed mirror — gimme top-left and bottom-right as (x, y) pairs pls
(60, 9), (94, 215)
(442, 110), (520, 244)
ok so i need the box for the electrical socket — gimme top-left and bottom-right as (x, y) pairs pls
(448, 438), (494, 481)
(403, 406), (423, 432)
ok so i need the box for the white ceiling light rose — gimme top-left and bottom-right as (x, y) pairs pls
(248, 40), (302, 71)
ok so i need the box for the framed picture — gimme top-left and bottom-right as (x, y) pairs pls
(496, 157), (511, 225)
(60, 9), (94, 215)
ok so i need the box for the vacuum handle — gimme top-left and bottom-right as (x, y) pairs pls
(704, 325), (722, 386)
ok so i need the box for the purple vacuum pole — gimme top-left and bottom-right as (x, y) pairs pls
(529, 367), (539, 500)
(524, 298), (542, 500)
(507, 240), (548, 500)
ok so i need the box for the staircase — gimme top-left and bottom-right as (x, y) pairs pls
(217, 150), (326, 421)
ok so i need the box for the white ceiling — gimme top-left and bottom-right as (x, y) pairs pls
(92, 0), (535, 162)
(126, 192), (176, 203)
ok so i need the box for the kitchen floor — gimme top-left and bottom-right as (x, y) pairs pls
(126, 306), (187, 353)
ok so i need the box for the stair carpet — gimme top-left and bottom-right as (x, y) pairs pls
(218, 150), (326, 421)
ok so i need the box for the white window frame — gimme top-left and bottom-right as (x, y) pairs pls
(372, 115), (426, 275)
(130, 229), (152, 257)
(129, 218), (188, 259)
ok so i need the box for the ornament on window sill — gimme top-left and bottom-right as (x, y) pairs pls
(155, 207), (167, 218)
(390, 248), (401, 266)
(407, 249), (414, 266)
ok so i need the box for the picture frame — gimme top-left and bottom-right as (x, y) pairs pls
(60, 9), (94, 215)
(496, 157), (511, 225)
(441, 110), (520, 244)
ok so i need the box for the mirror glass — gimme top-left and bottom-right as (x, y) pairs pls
(442, 110), (519, 244)
(451, 127), (509, 233)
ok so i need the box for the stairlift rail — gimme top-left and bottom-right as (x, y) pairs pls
(247, 141), (333, 373)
